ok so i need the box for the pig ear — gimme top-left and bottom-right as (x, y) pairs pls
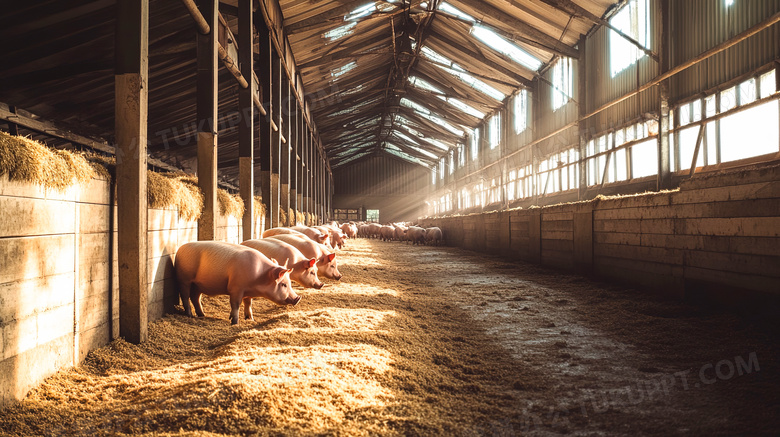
(327, 253), (336, 262)
(308, 258), (316, 268)
(269, 266), (285, 282)
(277, 267), (289, 280)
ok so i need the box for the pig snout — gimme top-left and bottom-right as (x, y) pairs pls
(286, 295), (302, 306)
(314, 281), (324, 289)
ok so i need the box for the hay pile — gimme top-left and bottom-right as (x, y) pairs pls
(147, 172), (204, 222)
(295, 210), (305, 225)
(217, 189), (244, 219)
(279, 208), (287, 226)
(0, 132), (246, 221)
(147, 174), (244, 221)
(253, 196), (266, 220)
(0, 132), (96, 190)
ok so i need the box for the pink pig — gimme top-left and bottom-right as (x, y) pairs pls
(174, 241), (299, 325)
(241, 238), (323, 289)
(269, 233), (342, 281)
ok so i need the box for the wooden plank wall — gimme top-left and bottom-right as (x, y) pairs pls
(420, 165), (780, 308)
(0, 175), (255, 407)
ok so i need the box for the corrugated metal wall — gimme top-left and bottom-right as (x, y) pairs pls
(584, 1), (660, 136)
(670, 0), (780, 101)
(333, 153), (429, 196)
(425, 0), (780, 215)
(536, 62), (580, 157)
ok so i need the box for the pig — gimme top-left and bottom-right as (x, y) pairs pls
(174, 241), (298, 325)
(405, 226), (427, 245)
(262, 227), (305, 238)
(291, 225), (329, 245)
(241, 238), (323, 289)
(341, 222), (357, 238)
(367, 223), (382, 239)
(425, 227), (443, 246)
(269, 233), (342, 280)
(393, 224), (408, 241)
(358, 224), (370, 238)
(380, 225), (395, 241)
(319, 224), (347, 249)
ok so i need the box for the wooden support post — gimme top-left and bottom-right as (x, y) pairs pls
(279, 75), (291, 225)
(290, 96), (299, 224)
(197, 0), (218, 241)
(306, 131), (313, 221)
(115, 0), (149, 344)
(238, 0), (254, 240)
(577, 36), (588, 200)
(657, 0), (672, 190)
(313, 147), (319, 223)
(258, 28), (272, 231)
(296, 107), (304, 221)
(270, 49), (281, 228)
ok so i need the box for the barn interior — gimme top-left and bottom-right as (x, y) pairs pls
(0, 0), (779, 434)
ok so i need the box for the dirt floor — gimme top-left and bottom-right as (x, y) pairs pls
(1, 237), (779, 436)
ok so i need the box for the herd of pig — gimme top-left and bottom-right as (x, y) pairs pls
(174, 222), (443, 325)
(355, 222), (443, 246)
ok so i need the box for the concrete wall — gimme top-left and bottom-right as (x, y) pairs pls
(0, 175), (252, 407)
(420, 165), (780, 310)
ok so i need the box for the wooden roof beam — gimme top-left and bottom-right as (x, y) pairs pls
(436, 8), (577, 59)
(428, 29), (532, 88)
(535, 0), (658, 61)
(404, 88), (480, 128)
(447, 0), (579, 59)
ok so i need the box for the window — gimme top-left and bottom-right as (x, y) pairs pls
(489, 113), (501, 149)
(366, 209), (379, 222)
(610, 0), (649, 77)
(507, 170), (517, 201)
(552, 58), (573, 111)
(674, 68), (779, 170)
(439, 157), (446, 179)
(514, 89), (528, 134)
(432, 167), (437, 184)
(471, 25), (542, 71)
(586, 121), (657, 185)
(458, 144), (465, 167)
(470, 128), (480, 161)
(448, 150), (455, 174)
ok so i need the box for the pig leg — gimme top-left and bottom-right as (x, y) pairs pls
(228, 291), (243, 325)
(178, 279), (194, 317)
(243, 297), (254, 321)
(190, 287), (206, 318)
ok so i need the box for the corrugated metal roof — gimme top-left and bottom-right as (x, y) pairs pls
(280, 0), (620, 169)
(0, 0), (622, 179)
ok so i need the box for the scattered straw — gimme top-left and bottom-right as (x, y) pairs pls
(0, 132), (95, 190)
(296, 210), (305, 225)
(2, 239), (776, 435)
(279, 209), (288, 226)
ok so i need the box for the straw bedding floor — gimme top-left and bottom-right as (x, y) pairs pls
(0, 238), (778, 436)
